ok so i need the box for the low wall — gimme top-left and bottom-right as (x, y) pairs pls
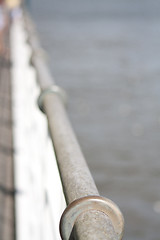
(11, 17), (66, 240)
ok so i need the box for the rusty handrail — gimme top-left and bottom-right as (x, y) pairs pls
(23, 12), (124, 240)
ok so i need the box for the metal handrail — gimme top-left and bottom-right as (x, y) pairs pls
(23, 12), (124, 240)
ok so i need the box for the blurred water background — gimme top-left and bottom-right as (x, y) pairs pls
(30, 1), (160, 239)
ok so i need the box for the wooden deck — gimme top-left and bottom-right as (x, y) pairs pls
(0, 30), (15, 240)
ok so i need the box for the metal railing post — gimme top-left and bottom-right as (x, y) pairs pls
(23, 12), (124, 240)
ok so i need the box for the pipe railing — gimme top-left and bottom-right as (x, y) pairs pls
(23, 12), (124, 240)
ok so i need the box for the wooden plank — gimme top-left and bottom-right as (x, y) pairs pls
(0, 29), (15, 240)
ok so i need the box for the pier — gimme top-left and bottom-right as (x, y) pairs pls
(0, 32), (15, 239)
(0, 13), (124, 239)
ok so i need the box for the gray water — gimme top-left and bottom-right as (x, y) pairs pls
(30, 1), (160, 239)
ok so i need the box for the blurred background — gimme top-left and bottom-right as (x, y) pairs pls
(29, 1), (160, 239)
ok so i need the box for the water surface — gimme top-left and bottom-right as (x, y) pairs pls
(31, 1), (160, 239)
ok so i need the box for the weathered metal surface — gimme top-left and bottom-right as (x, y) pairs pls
(24, 12), (124, 240)
(74, 211), (119, 240)
(60, 196), (124, 240)
(38, 85), (67, 112)
(42, 85), (124, 240)
(24, 11), (99, 203)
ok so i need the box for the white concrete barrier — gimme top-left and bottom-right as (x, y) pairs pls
(11, 18), (66, 240)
